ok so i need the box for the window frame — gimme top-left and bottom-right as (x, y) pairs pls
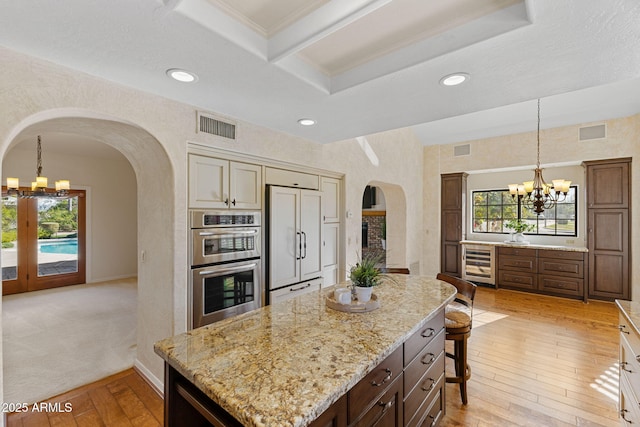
(471, 185), (578, 237)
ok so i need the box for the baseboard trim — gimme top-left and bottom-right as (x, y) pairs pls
(134, 360), (164, 398)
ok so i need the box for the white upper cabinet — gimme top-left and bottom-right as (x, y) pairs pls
(229, 161), (262, 209)
(189, 154), (262, 209)
(321, 176), (340, 223)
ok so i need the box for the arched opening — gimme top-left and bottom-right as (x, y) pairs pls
(1, 113), (175, 403)
(360, 182), (408, 270)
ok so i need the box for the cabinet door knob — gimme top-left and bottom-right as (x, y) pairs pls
(421, 377), (436, 392)
(621, 362), (633, 373)
(224, 198), (229, 206)
(421, 353), (435, 365)
(371, 368), (392, 387)
(421, 328), (436, 338)
(231, 198), (236, 206)
(620, 325), (630, 334)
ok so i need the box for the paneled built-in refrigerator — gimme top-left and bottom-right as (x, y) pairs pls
(267, 185), (323, 304)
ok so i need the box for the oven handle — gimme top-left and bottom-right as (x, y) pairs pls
(198, 263), (258, 276)
(198, 229), (259, 236)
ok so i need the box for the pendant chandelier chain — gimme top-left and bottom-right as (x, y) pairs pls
(36, 135), (43, 177)
(536, 99), (541, 170)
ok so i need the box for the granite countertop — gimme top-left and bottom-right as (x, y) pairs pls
(460, 240), (588, 252)
(154, 275), (456, 427)
(616, 300), (640, 334)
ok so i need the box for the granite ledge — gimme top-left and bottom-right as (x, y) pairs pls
(154, 275), (456, 427)
(460, 240), (588, 252)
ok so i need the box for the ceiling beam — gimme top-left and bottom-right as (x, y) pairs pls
(267, 0), (392, 63)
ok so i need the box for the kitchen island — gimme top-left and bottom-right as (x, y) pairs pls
(154, 274), (457, 427)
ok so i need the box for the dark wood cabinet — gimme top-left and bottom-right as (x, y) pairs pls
(164, 309), (447, 427)
(497, 247), (586, 300)
(310, 395), (347, 427)
(441, 173), (467, 277)
(584, 158), (631, 301)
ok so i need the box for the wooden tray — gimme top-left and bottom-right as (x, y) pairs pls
(326, 293), (380, 313)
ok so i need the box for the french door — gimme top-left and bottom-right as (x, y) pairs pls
(2, 188), (86, 295)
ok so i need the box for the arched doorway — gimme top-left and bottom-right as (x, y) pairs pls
(360, 182), (408, 271)
(1, 112), (175, 401)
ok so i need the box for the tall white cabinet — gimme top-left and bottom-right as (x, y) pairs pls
(321, 177), (341, 287)
(268, 186), (323, 292)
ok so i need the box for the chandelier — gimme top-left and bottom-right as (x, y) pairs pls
(508, 99), (570, 215)
(6, 135), (70, 198)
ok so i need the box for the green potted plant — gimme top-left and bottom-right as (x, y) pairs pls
(505, 219), (535, 242)
(349, 251), (383, 302)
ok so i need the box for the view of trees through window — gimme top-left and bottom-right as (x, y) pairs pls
(472, 186), (577, 236)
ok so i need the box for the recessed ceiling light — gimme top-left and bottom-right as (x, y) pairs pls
(440, 73), (470, 86)
(166, 68), (198, 83)
(298, 118), (316, 126)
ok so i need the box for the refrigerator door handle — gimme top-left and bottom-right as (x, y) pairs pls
(296, 231), (302, 260)
(301, 231), (307, 259)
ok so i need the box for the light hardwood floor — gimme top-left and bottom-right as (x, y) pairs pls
(7, 369), (163, 427)
(8, 286), (619, 426)
(442, 286), (619, 426)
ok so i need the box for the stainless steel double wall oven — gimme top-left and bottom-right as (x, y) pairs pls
(189, 210), (262, 328)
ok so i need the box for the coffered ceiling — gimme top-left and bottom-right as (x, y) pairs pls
(1, 0), (640, 145)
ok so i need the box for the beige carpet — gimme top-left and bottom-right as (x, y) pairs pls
(2, 278), (137, 404)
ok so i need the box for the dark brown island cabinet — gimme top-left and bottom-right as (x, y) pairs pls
(584, 158), (631, 301)
(164, 309), (446, 427)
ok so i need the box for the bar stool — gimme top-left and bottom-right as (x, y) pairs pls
(436, 273), (477, 405)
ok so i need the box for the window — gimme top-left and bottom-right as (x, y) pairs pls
(472, 186), (577, 236)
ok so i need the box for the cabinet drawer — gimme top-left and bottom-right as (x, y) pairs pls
(404, 310), (445, 366)
(538, 250), (584, 261)
(619, 312), (640, 352)
(404, 330), (444, 396)
(405, 373), (444, 427)
(538, 258), (583, 278)
(351, 375), (403, 427)
(621, 332), (640, 394)
(498, 247), (536, 257)
(269, 279), (321, 304)
(349, 346), (403, 422)
(403, 352), (444, 419)
(620, 372), (640, 425)
(498, 271), (536, 290)
(538, 275), (583, 296)
(499, 255), (537, 273)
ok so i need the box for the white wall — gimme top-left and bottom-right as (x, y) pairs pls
(3, 144), (137, 282)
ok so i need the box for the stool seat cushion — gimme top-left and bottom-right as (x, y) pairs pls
(445, 302), (472, 329)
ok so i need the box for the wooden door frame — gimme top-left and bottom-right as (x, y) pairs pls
(2, 188), (86, 295)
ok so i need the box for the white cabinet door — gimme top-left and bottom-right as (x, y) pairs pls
(230, 162), (262, 209)
(189, 155), (262, 210)
(323, 222), (339, 287)
(188, 155), (229, 209)
(269, 186), (300, 289)
(300, 189), (323, 282)
(321, 177), (340, 223)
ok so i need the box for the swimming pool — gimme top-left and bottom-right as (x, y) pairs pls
(39, 240), (78, 255)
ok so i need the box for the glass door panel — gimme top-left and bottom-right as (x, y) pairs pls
(37, 197), (79, 277)
(2, 195), (18, 281)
